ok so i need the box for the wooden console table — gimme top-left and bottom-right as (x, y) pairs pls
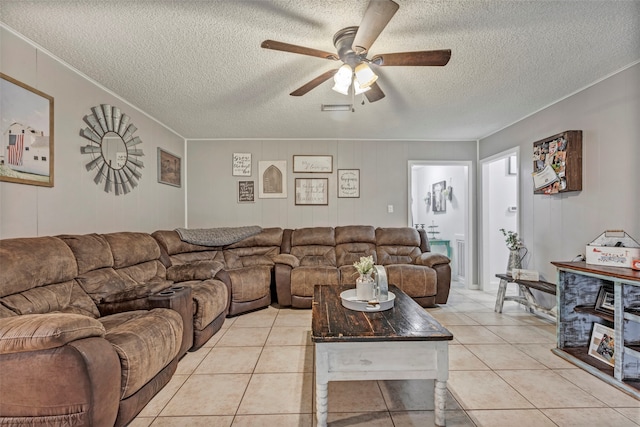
(552, 261), (640, 399)
(429, 239), (452, 258)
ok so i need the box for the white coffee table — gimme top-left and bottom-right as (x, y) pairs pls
(311, 285), (453, 426)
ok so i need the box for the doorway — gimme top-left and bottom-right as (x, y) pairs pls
(480, 149), (520, 292)
(408, 161), (472, 289)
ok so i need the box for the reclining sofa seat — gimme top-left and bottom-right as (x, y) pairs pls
(335, 225), (378, 286)
(375, 227), (452, 306)
(152, 228), (281, 317)
(275, 227), (339, 308)
(0, 236), (183, 427)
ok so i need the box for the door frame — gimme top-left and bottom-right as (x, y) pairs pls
(407, 160), (474, 289)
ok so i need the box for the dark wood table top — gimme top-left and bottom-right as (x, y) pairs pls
(551, 261), (640, 283)
(311, 285), (453, 343)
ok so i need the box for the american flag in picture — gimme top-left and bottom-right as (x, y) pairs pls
(8, 133), (24, 166)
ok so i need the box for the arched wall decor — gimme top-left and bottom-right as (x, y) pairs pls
(79, 104), (144, 195)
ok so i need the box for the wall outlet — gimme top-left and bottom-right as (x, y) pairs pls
(387, 204), (394, 213)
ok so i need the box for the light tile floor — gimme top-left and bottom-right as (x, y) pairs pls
(131, 283), (640, 426)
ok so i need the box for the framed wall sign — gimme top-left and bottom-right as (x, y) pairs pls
(0, 73), (54, 187)
(295, 178), (328, 205)
(238, 180), (255, 203)
(293, 155), (333, 173)
(157, 148), (181, 187)
(337, 169), (360, 198)
(232, 152), (251, 176)
(258, 160), (287, 198)
(432, 180), (446, 213)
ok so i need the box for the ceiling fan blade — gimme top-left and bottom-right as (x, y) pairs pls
(261, 40), (338, 60)
(352, 0), (399, 55)
(371, 50), (452, 66)
(364, 82), (385, 103)
(290, 69), (339, 96)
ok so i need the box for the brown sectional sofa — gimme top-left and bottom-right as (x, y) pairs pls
(275, 225), (451, 308)
(0, 235), (184, 426)
(0, 224), (450, 426)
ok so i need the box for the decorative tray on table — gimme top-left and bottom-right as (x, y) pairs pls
(340, 289), (396, 312)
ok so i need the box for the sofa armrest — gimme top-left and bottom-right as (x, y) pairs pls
(415, 252), (451, 268)
(0, 313), (105, 355)
(273, 253), (300, 268)
(167, 260), (225, 282)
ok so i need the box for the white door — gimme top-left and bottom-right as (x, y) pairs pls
(481, 150), (519, 292)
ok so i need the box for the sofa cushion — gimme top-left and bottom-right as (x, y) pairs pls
(170, 250), (225, 266)
(290, 266), (339, 298)
(100, 308), (182, 399)
(226, 266), (272, 302)
(104, 232), (161, 269)
(376, 227), (422, 265)
(0, 237), (77, 297)
(0, 280), (100, 318)
(335, 225), (376, 245)
(166, 261), (225, 282)
(57, 234), (114, 274)
(152, 230), (222, 256)
(385, 264), (437, 297)
(224, 227), (283, 249)
(177, 279), (228, 330)
(291, 227), (335, 247)
(223, 248), (278, 269)
(0, 313), (105, 354)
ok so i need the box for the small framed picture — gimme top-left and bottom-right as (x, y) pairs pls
(232, 152), (251, 176)
(293, 155), (333, 173)
(588, 323), (615, 367)
(238, 180), (254, 203)
(295, 178), (328, 205)
(337, 169), (360, 198)
(157, 148), (181, 187)
(595, 285), (615, 314)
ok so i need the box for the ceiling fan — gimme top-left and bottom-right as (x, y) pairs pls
(261, 0), (451, 103)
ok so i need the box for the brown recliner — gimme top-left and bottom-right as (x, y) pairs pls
(0, 236), (183, 427)
(375, 227), (451, 306)
(275, 227), (340, 308)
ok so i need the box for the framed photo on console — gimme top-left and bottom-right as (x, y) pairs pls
(595, 285), (615, 314)
(588, 323), (615, 367)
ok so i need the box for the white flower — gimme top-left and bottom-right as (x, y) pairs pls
(353, 255), (374, 275)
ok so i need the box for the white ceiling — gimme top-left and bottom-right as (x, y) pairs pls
(1, 0), (638, 140)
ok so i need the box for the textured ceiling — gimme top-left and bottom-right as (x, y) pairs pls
(1, 0), (638, 140)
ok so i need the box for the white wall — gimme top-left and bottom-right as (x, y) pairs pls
(187, 139), (477, 229)
(412, 164), (467, 243)
(479, 62), (640, 282)
(0, 27), (186, 238)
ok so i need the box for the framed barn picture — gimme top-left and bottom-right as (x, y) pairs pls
(0, 73), (54, 187)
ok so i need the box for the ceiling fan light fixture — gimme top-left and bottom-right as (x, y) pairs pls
(332, 82), (351, 95)
(354, 62), (377, 88)
(353, 79), (371, 95)
(334, 64), (353, 85)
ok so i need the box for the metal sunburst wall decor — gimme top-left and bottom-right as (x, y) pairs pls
(79, 104), (144, 195)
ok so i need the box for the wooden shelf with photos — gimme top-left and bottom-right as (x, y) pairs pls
(533, 130), (582, 195)
(551, 261), (640, 398)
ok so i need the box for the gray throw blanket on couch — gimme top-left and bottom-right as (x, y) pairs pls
(175, 225), (262, 247)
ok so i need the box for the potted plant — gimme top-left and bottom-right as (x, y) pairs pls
(499, 229), (527, 274)
(353, 255), (375, 300)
